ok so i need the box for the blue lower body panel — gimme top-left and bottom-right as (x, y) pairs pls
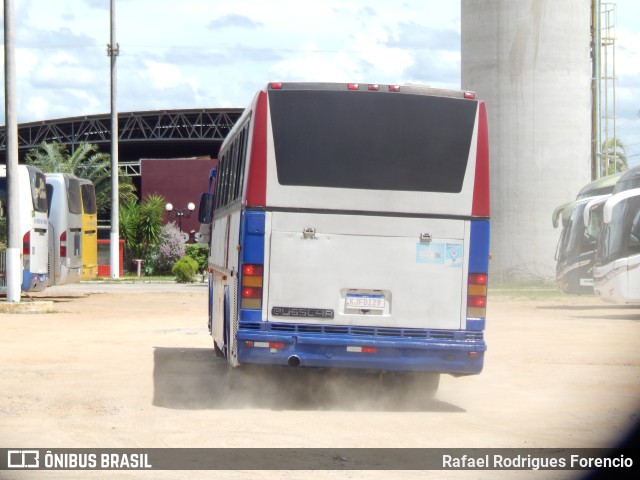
(236, 322), (486, 375)
(22, 270), (48, 292)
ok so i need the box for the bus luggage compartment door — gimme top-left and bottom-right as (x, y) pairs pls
(266, 213), (466, 331)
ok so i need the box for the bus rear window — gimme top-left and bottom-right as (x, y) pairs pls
(269, 89), (477, 193)
(81, 184), (97, 214)
(29, 170), (48, 213)
(66, 177), (83, 215)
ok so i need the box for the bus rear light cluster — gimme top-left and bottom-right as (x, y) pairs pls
(22, 231), (30, 257)
(241, 264), (263, 310)
(60, 230), (67, 258)
(467, 272), (488, 319)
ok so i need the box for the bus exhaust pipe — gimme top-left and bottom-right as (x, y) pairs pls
(287, 355), (301, 367)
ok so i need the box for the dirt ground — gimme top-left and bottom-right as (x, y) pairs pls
(0, 282), (639, 480)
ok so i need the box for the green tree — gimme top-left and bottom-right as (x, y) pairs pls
(24, 141), (137, 214)
(601, 138), (629, 176)
(119, 194), (166, 271)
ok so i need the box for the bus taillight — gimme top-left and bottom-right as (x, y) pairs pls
(241, 264), (263, 310)
(60, 230), (67, 258)
(467, 273), (488, 319)
(23, 231), (30, 258)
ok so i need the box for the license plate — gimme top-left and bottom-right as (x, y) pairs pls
(346, 295), (385, 310)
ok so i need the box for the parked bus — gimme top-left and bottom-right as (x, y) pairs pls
(612, 165), (640, 194)
(198, 82), (490, 393)
(79, 178), (98, 280)
(45, 173), (83, 286)
(593, 186), (640, 304)
(0, 165), (49, 292)
(552, 173), (621, 294)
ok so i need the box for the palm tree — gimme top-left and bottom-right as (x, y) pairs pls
(24, 141), (137, 214)
(601, 138), (628, 176)
(119, 194), (166, 270)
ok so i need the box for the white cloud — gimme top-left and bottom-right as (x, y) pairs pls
(268, 48), (363, 83)
(616, 30), (640, 78)
(144, 61), (198, 91)
(351, 29), (415, 76)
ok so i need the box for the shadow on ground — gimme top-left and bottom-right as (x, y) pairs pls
(152, 347), (464, 413)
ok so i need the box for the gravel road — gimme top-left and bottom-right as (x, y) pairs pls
(1, 282), (638, 480)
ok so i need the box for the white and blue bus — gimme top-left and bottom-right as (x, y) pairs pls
(45, 173), (83, 286)
(199, 82), (490, 393)
(0, 165), (49, 292)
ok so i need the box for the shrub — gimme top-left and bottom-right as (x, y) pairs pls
(185, 243), (208, 273)
(154, 222), (186, 275)
(172, 256), (198, 283)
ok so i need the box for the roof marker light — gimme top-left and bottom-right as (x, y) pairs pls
(270, 82), (283, 89)
(368, 84), (379, 91)
(347, 83), (360, 90)
(388, 85), (400, 92)
(464, 91), (476, 99)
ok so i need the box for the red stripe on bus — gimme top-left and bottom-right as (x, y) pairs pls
(246, 90), (268, 207)
(472, 101), (490, 217)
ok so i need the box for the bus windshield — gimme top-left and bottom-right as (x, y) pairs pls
(596, 196), (640, 265)
(269, 89), (477, 193)
(557, 203), (589, 261)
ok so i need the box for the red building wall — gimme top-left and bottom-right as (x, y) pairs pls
(140, 157), (217, 240)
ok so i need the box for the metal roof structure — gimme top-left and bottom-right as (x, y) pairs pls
(0, 108), (244, 164)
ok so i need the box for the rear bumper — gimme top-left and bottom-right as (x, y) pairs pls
(22, 271), (48, 292)
(236, 322), (486, 374)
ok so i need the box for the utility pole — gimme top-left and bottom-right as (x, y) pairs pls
(108, 0), (120, 279)
(4, 0), (21, 302)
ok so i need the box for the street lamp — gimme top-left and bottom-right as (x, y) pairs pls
(165, 202), (195, 235)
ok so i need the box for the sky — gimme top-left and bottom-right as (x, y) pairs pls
(1, 0), (639, 166)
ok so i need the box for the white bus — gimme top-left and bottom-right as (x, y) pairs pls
(593, 187), (640, 304)
(45, 173), (83, 286)
(199, 82), (490, 393)
(0, 165), (49, 292)
(552, 173), (621, 294)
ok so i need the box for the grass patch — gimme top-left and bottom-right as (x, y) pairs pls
(84, 274), (176, 283)
(488, 279), (567, 300)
